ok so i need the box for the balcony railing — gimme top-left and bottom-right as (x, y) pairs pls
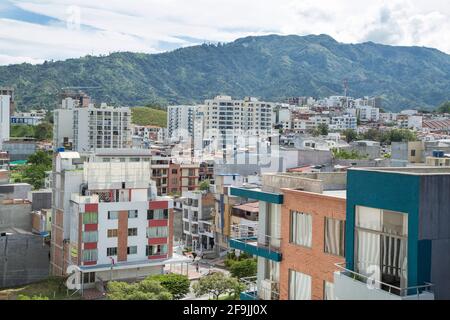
(240, 276), (280, 300)
(334, 262), (434, 298)
(229, 223), (282, 262)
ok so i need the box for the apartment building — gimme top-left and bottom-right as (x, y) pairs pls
(334, 167), (450, 300)
(329, 115), (357, 130)
(229, 172), (347, 300)
(0, 87), (15, 115)
(181, 190), (215, 252)
(53, 98), (131, 152)
(150, 156), (200, 196)
(50, 151), (175, 288)
(357, 105), (380, 122)
(167, 96), (275, 155)
(11, 109), (46, 126)
(0, 95), (10, 150)
(167, 105), (199, 141)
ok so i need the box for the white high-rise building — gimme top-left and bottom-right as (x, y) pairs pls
(53, 98), (131, 151)
(0, 95), (10, 150)
(167, 105), (199, 141)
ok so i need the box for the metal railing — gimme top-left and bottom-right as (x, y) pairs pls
(335, 262), (434, 298)
(240, 276), (280, 300)
(230, 223), (282, 252)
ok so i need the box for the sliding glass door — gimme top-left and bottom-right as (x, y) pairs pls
(355, 206), (408, 292)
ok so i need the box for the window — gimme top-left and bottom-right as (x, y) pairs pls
(83, 272), (96, 283)
(288, 270), (311, 300)
(128, 210), (138, 219)
(146, 244), (168, 256)
(127, 246), (137, 255)
(323, 281), (335, 300)
(108, 211), (119, 220)
(146, 226), (168, 238)
(83, 212), (98, 224)
(324, 217), (345, 257)
(83, 249), (98, 262)
(128, 228), (138, 236)
(290, 211), (312, 247)
(355, 206), (408, 290)
(82, 231), (98, 243)
(107, 229), (118, 238)
(411, 150), (416, 157)
(107, 247), (118, 256)
(147, 209), (168, 220)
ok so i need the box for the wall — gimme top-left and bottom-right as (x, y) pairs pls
(29, 190), (52, 211)
(279, 190), (346, 300)
(0, 233), (50, 288)
(0, 202), (32, 231)
(419, 175), (450, 299)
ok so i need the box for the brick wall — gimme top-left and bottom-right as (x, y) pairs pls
(279, 189), (346, 300)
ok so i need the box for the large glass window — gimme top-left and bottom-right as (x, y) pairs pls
(324, 217), (345, 257)
(288, 270), (311, 300)
(290, 211), (312, 247)
(146, 244), (168, 256)
(82, 231), (98, 243)
(83, 249), (98, 262)
(147, 209), (168, 220)
(83, 212), (98, 224)
(146, 226), (168, 238)
(355, 206), (408, 291)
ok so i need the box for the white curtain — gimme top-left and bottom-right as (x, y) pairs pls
(356, 230), (381, 286)
(292, 211), (312, 247)
(289, 270), (311, 300)
(324, 281), (336, 300)
(325, 218), (344, 256)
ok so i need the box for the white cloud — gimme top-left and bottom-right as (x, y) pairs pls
(0, 0), (449, 65)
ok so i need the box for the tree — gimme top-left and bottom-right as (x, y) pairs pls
(107, 279), (173, 300)
(22, 150), (53, 189)
(193, 272), (242, 300)
(199, 180), (210, 191)
(436, 101), (450, 113)
(147, 273), (190, 300)
(362, 128), (380, 141)
(229, 258), (257, 279)
(34, 122), (53, 141)
(332, 148), (368, 160)
(317, 123), (329, 136)
(342, 129), (358, 143)
(380, 129), (417, 144)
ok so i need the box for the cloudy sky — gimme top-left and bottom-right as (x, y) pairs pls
(0, 0), (449, 65)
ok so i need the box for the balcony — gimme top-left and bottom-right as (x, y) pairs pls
(239, 276), (280, 300)
(333, 263), (434, 300)
(229, 224), (282, 262)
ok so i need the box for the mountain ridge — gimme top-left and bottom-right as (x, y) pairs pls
(1, 34), (450, 111)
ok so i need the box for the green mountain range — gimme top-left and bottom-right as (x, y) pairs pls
(1, 34), (450, 111)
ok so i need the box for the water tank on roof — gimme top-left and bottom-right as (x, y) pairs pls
(57, 147), (65, 153)
(432, 150), (444, 158)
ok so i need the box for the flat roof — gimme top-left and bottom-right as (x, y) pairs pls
(349, 167), (450, 176)
(322, 190), (347, 199)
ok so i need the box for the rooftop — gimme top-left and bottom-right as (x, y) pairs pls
(350, 167), (450, 176)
